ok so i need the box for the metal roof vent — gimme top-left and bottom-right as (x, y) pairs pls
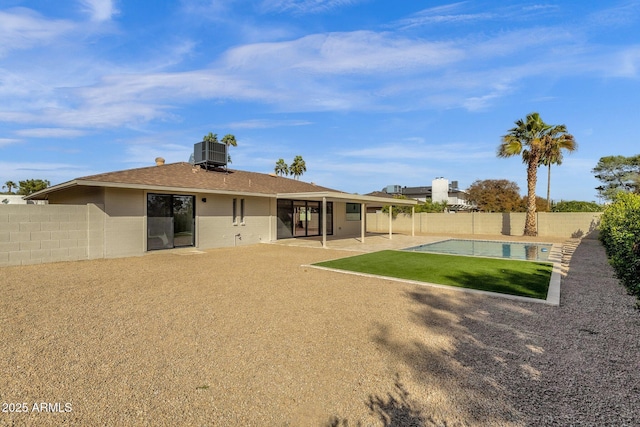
(193, 141), (227, 170)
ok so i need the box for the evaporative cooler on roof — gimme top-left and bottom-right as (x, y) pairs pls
(193, 141), (228, 170)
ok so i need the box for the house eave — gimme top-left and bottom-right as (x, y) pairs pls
(25, 179), (280, 200)
(277, 191), (418, 205)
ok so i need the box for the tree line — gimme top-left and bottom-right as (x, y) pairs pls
(467, 151), (639, 215)
(2, 179), (50, 196)
(465, 179), (602, 213)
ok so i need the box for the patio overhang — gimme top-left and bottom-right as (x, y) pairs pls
(276, 191), (417, 248)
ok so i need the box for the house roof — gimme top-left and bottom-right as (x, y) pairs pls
(365, 191), (395, 199)
(26, 162), (417, 206)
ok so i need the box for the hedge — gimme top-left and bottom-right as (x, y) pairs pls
(599, 192), (640, 300)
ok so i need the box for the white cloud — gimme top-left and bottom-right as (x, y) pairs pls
(340, 141), (494, 161)
(222, 31), (463, 75)
(0, 138), (21, 147)
(0, 161), (95, 185)
(14, 128), (87, 138)
(227, 119), (313, 129)
(260, 0), (363, 15)
(78, 0), (118, 22)
(122, 136), (194, 165)
(587, 1), (640, 27)
(395, 3), (495, 29)
(0, 6), (637, 132)
(0, 8), (76, 57)
(607, 46), (640, 78)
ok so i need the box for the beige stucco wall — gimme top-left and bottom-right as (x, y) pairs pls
(104, 188), (145, 258)
(366, 211), (601, 238)
(197, 194), (272, 248)
(332, 201), (363, 237)
(48, 186), (105, 205)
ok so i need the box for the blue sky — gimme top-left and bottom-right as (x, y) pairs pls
(1, 1), (639, 202)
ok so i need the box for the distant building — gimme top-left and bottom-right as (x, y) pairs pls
(0, 195), (47, 205)
(380, 177), (476, 212)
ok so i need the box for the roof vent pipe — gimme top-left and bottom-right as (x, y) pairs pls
(155, 157), (165, 166)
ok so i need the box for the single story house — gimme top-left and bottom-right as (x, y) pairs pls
(25, 161), (417, 258)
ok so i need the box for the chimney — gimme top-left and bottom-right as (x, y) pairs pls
(155, 157), (165, 166)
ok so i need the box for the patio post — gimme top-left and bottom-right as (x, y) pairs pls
(389, 204), (393, 240)
(361, 202), (366, 243)
(322, 196), (327, 248)
(412, 205), (415, 236)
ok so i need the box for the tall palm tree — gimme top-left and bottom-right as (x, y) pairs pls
(202, 132), (218, 143)
(221, 134), (237, 148)
(540, 125), (577, 210)
(290, 155), (306, 180)
(274, 159), (289, 176)
(4, 181), (16, 194)
(498, 112), (551, 236)
(221, 134), (237, 165)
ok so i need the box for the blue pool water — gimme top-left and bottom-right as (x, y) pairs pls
(404, 239), (553, 261)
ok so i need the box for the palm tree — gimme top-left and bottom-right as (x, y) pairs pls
(221, 134), (237, 148)
(290, 155), (306, 180)
(274, 159), (289, 176)
(202, 132), (218, 143)
(221, 134), (237, 165)
(540, 125), (577, 210)
(4, 181), (16, 194)
(498, 112), (551, 236)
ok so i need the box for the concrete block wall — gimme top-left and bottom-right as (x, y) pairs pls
(366, 211), (602, 238)
(537, 212), (601, 238)
(0, 204), (105, 267)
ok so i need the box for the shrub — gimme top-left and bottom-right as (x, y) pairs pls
(552, 200), (603, 212)
(415, 200), (448, 213)
(599, 192), (640, 300)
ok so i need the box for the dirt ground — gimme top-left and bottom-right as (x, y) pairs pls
(1, 235), (638, 426)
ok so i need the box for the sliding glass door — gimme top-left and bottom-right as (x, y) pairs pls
(277, 199), (332, 239)
(147, 193), (194, 250)
(172, 195), (195, 247)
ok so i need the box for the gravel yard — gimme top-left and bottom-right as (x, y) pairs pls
(1, 235), (638, 426)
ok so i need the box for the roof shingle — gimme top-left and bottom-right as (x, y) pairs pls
(74, 162), (340, 195)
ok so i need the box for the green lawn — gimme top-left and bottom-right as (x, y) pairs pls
(314, 250), (553, 299)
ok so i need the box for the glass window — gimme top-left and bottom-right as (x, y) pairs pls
(346, 203), (361, 221)
(232, 198), (237, 224)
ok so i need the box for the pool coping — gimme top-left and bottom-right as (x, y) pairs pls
(305, 242), (563, 306)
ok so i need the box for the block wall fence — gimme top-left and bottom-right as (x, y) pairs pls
(0, 204), (105, 267)
(1, 204), (601, 267)
(366, 212), (601, 239)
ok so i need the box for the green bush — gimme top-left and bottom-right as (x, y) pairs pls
(552, 200), (603, 212)
(599, 192), (640, 299)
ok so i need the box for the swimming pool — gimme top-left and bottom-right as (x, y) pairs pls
(404, 239), (554, 261)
